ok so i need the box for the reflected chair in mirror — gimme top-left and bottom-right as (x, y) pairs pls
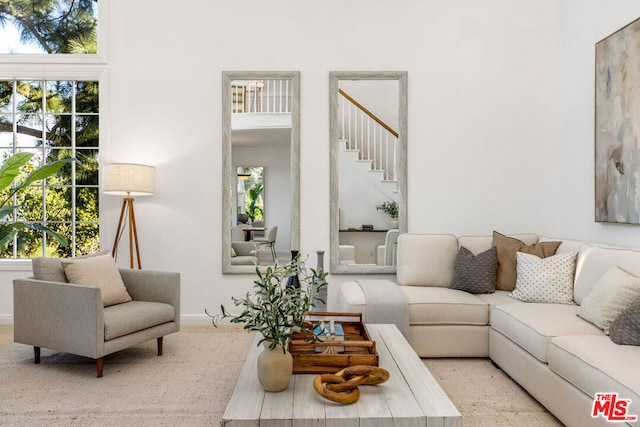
(254, 225), (278, 262)
(231, 224), (251, 241)
(376, 229), (400, 266)
(231, 241), (258, 265)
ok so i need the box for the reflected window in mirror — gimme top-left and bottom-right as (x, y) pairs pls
(330, 71), (407, 274)
(234, 166), (264, 237)
(222, 72), (300, 274)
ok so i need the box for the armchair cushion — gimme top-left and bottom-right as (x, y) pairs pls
(61, 254), (132, 307)
(104, 301), (175, 340)
(231, 241), (257, 256)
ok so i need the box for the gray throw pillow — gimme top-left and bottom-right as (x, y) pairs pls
(609, 298), (640, 346)
(450, 246), (497, 294)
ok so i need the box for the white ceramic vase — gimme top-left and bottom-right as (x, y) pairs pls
(257, 341), (293, 392)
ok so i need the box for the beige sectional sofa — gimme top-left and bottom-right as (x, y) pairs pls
(338, 233), (640, 427)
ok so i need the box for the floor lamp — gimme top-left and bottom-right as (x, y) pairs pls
(103, 163), (155, 269)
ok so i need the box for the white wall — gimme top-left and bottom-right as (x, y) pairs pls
(3, 0), (639, 325)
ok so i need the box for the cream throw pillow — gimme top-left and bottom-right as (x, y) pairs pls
(61, 254), (132, 307)
(510, 251), (577, 304)
(578, 266), (640, 334)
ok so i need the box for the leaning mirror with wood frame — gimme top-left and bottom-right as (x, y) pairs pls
(222, 71), (300, 274)
(330, 71), (407, 274)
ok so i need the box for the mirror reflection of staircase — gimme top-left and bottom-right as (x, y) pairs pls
(338, 89), (399, 233)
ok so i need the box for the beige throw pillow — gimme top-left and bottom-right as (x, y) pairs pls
(61, 254), (132, 307)
(578, 266), (640, 335)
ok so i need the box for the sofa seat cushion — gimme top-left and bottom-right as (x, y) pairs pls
(491, 303), (603, 362)
(548, 335), (640, 413)
(104, 301), (176, 341)
(400, 286), (488, 326)
(476, 291), (523, 324)
(476, 290), (520, 306)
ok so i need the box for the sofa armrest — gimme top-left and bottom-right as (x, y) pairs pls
(118, 269), (181, 329)
(13, 278), (103, 358)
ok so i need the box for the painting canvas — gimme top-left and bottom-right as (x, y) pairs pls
(595, 17), (640, 224)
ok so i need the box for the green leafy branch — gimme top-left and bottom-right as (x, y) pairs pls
(0, 152), (77, 251)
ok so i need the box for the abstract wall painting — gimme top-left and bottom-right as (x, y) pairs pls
(595, 16), (640, 224)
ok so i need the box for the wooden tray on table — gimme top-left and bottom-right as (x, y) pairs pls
(288, 312), (378, 374)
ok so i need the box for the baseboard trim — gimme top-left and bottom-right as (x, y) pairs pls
(178, 314), (217, 326)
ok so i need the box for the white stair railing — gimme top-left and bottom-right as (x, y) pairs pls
(231, 79), (291, 114)
(338, 89), (398, 181)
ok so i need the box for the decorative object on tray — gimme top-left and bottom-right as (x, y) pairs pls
(313, 365), (390, 404)
(313, 319), (345, 354)
(206, 253), (327, 392)
(288, 312), (378, 374)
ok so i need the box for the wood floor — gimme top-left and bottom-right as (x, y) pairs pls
(0, 325), (13, 351)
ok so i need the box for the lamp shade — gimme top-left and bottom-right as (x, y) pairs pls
(103, 163), (155, 196)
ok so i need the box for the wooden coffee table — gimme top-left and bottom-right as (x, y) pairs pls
(222, 323), (462, 426)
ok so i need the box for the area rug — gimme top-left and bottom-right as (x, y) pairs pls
(0, 330), (562, 426)
(425, 358), (562, 426)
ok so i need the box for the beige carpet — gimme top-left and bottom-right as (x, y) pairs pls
(0, 329), (562, 426)
(425, 358), (562, 426)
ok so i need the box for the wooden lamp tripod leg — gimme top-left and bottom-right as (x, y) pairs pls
(112, 197), (142, 269)
(112, 199), (128, 260)
(127, 198), (142, 269)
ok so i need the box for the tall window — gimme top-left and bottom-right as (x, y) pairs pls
(0, 1), (102, 260)
(0, 80), (99, 258)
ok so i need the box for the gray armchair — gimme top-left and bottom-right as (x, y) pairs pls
(13, 258), (180, 378)
(231, 241), (258, 265)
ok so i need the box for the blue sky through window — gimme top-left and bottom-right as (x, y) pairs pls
(0, 21), (47, 54)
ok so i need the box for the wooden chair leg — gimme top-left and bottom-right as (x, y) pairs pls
(157, 337), (163, 356)
(34, 346), (40, 364)
(96, 357), (104, 378)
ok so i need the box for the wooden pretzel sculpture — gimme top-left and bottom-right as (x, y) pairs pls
(313, 365), (390, 404)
